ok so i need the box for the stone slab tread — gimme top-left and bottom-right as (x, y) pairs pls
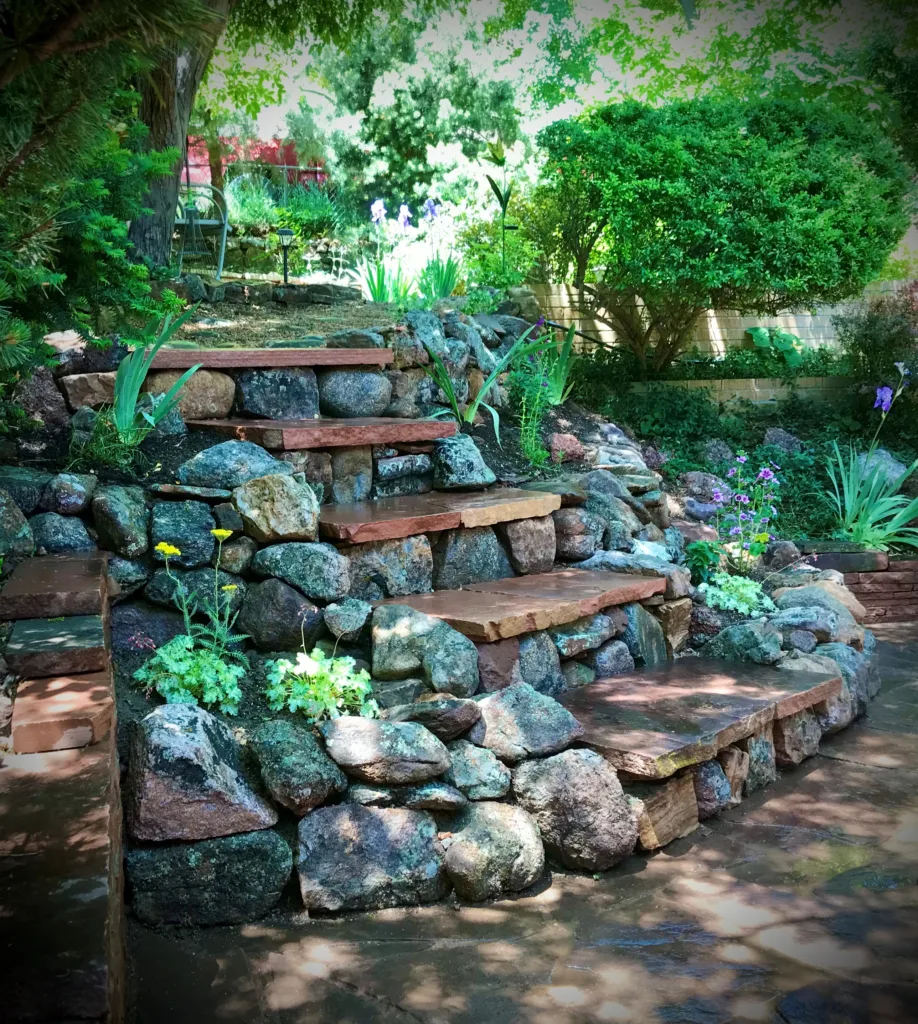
(187, 417), (458, 450)
(0, 553), (109, 620)
(5, 614), (109, 678)
(375, 569), (666, 641)
(150, 347), (392, 369)
(11, 668), (114, 754)
(319, 488), (562, 543)
(559, 658), (842, 780)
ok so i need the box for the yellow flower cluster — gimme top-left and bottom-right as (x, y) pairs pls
(211, 529), (233, 541)
(155, 542), (181, 558)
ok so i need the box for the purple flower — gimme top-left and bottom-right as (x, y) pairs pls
(711, 490), (724, 503)
(422, 197), (439, 221)
(727, 468), (737, 478)
(729, 526), (742, 536)
(739, 512), (751, 521)
(534, 316), (547, 329)
(761, 517), (770, 525)
(770, 504), (778, 515)
(370, 198), (387, 225)
(875, 385), (894, 413)
(742, 542), (751, 550)
(757, 468), (775, 482)
(736, 455), (748, 464)
(397, 204), (412, 231)
(734, 493), (750, 505)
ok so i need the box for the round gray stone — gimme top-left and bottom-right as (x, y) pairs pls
(431, 434), (495, 490)
(250, 718), (347, 815)
(318, 370), (392, 418)
(178, 441), (293, 490)
(252, 541), (350, 602)
(444, 739), (511, 800)
(237, 579), (324, 651)
(151, 500), (216, 568)
(29, 512), (96, 553)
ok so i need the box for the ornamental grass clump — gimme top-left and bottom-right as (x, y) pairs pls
(133, 531), (248, 714)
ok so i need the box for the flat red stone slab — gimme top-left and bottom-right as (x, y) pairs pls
(0, 739), (123, 1022)
(187, 417), (458, 450)
(12, 669), (114, 754)
(465, 569), (666, 615)
(0, 553), (109, 620)
(149, 347), (392, 369)
(318, 488), (561, 543)
(559, 659), (842, 779)
(5, 615), (108, 678)
(375, 569), (664, 641)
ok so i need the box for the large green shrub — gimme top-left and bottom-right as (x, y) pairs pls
(535, 96), (914, 373)
(834, 284), (918, 386)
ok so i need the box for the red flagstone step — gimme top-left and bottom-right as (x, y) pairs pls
(319, 488), (562, 543)
(0, 552), (110, 620)
(5, 614), (109, 678)
(0, 738), (124, 1023)
(558, 659), (842, 780)
(187, 416), (457, 450)
(11, 668), (114, 754)
(376, 569), (666, 641)
(149, 346), (393, 369)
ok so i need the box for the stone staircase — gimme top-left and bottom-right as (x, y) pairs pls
(0, 553), (123, 1024)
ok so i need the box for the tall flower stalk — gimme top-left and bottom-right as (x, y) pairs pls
(709, 454), (780, 575)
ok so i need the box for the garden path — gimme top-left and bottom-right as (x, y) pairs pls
(127, 627), (918, 1024)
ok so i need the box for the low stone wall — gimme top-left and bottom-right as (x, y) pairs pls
(844, 556), (918, 625)
(630, 376), (854, 405)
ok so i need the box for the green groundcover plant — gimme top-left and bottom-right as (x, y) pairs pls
(265, 647), (379, 723)
(698, 572), (776, 617)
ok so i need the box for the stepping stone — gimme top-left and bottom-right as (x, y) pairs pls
(558, 659), (841, 780)
(11, 669), (113, 753)
(375, 570), (665, 642)
(5, 615), (108, 677)
(0, 553), (109, 619)
(318, 488), (561, 544)
(187, 417), (457, 450)
(149, 347), (393, 369)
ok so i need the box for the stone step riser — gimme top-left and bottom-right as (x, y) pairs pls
(187, 416), (457, 450)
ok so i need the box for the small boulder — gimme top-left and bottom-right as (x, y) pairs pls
(432, 526), (514, 590)
(330, 445), (373, 503)
(126, 830), (292, 926)
(252, 541), (350, 602)
(232, 473), (319, 542)
(178, 441), (293, 490)
(739, 726), (777, 795)
(0, 488), (33, 563)
(692, 760), (733, 819)
(318, 370), (392, 418)
(39, 472), (97, 515)
(29, 512), (95, 553)
(773, 708), (821, 767)
(431, 434), (495, 489)
(768, 605), (840, 644)
(476, 638), (524, 692)
(468, 683), (584, 764)
(237, 579), (324, 651)
(108, 557), (150, 600)
(12, 365), (70, 429)
(250, 718), (347, 815)
(512, 749), (638, 871)
(814, 642), (875, 717)
(215, 535), (258, 575)
(550, 432), (586, 464)
(400, 781), (467, 813)
(372, 604), (479, 697)
(384, 694), (481, 742)
(92, 485), (149, 558)
(146, 368), (236, 420)
(766, 540), (802, 570)
(497, 515), (556, 575)
(561, 660), (595, 688)
(145, 567), (246, 616)
(774, 582), (867, 626)
(552, 507), (605, 561)
(706, 621), (783, 665)
(151, 500), (216, 567)
(0, 466), (53, 514)
(235, 368), (319, 420)
(518, 630), (566, 697)
(763, 427), (803, 453)
(584, 639), (635, 678)
(347, 535), (433, 600)
(319, 717), (451, 784)
(297, 804), (448, 911)
(787, 629), (818, 654)
(578, 550), (690, 600)
(127, 704), (278, 841)
(324, 598), (372, 641)
(445, 739), (511, 800)
(443, 802), (544, 902)
(622, 603), (668, 667)
(549, 614), (616, 658)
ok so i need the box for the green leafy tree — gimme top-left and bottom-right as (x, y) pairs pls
(536, 97), (914, 373)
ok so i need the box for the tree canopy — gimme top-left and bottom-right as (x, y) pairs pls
(535, 96), (915, 372)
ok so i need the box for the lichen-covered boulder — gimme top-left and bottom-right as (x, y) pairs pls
(330, 445), (373, 503)
(400, 781), (468, 812)
(552, 507), (605, 561)
(432, 526), (514, 590)
(692, 760), (733, 819)
(585, 639), (635, 678)
(549, 613), (616, 658)
(39, 472), (97, 515)
(296, 804), (448, 911)
(235, 367), (319, 420)
(622, 603), (668, 667)
(445, 739), (511, 800)
(815, 642), (876, 716)
(372, 604), (479, 697)
(237, 579), (324, 651)
(151, 500), (216, 567)
(578, 550), (690, 600)
(768, 606), (840, 644)
(232, 473), (318, 543)
(512, 749), (638, 871)
(777, 651), (857, 734)
(774, 586), (863, 645)
(0, 488), (33, 563)
(108, 557), (150, 600)
(739, 726), (777, 795)
(252, 541), (350, 602)
(706, 621), (783, 665)
(319, 717), (450, 784)
(216, 535), (258, 575)
(0, 466), (53, 515)
(442, 802), (544, 901)
(517, 630), (565, 697)
(178, 441), (293, 489)
(127, 704), (278, 841)
(773, 708), (822, 767)
(347, 535), (433, 600)
(92, 484), (148, 558)
(468, 683), (584, 764)
(431, 434), (495, 489)
(497, 515), (556, 575)
(384, 694), (481, 741)
(250, 719), (347, 815)
(28, 512), (95, 553)
(324, 597), (372, 641)
(318, 369), (392, 417)
(126, 830), (292, 926)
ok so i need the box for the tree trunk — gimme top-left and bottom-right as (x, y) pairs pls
(128, 0), (233, 269)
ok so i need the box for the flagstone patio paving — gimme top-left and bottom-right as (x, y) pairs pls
(127, 630), (918, 1024)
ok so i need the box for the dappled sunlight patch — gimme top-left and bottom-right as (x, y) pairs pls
(750, 920), (874, 973)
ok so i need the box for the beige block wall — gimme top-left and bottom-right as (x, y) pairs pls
(629, 376), (855, 405)
(531, 280), (910, 355)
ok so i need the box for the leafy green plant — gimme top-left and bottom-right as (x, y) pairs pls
(417, 253), (460, 304)
(711, 453), (781, 575)
(423, 321), (550, 445)
(542, 323), (578, 405)
(685, 539), (723, 586)
(699, 572), (776, 616)
(834, 285), (918, 386)
(277, 183), (345, 239)
(225, 175), (278, 232)
(745, 326), (805, 370)
(133, 634), (246, 715)
(508, 363), (551, 467)
(457, 216), (538, 291)
(353, 257), (415, 306)
(265, 647), (378, 723)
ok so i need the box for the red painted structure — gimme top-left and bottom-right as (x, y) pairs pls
(185, 136), (328, 186)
